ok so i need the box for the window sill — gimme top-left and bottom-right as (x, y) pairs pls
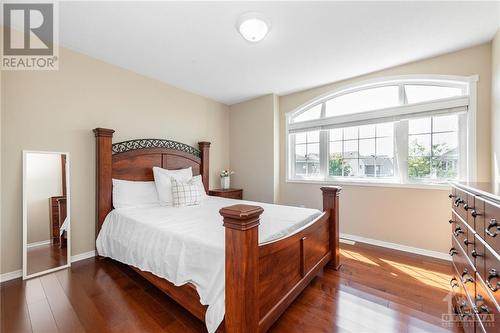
(285, 178), (451, 190)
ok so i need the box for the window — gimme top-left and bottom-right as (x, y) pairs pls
(408, 114), (459, 180)
(404, 85), (462, 104)
(287, 76), (474, 185)
(293, 104), (322, 123)
(328, 123), (394, 178)
(325, 86), (399, 117)
(294, 131), (320, 177)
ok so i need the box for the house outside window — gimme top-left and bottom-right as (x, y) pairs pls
(286, 76), (477, 186)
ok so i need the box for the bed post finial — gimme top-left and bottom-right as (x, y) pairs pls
(94, 128), (115, 239)
(321, 186), (342, 270)
(220, 204), (263, 333)
(198, 141), (210, 192)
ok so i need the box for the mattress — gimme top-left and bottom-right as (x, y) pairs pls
(96, 196), (321, 333)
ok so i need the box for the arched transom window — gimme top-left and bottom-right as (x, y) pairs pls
(286, 76), (476, 185)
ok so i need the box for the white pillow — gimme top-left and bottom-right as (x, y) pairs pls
(112, 179), (159, 208)
(153, 166), (193, 206)
(171, 178), (203, 207)
(192, 174), (208, 199)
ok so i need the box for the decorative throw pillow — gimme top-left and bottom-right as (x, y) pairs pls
(192, 175), (208, 199)
(152, 166), (193, 206)
(171, 178), (203, 207)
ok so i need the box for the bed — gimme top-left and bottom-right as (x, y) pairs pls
(93, 128), (341, 333)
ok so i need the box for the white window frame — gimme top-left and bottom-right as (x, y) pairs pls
(285, 75), (478, 189)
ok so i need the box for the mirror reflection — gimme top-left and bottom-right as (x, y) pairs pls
(23, 151), (70, 278)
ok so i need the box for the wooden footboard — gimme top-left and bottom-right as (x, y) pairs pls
(220, 186), (341, 333)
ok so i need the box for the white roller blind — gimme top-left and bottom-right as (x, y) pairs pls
(289, 96), (468, 133)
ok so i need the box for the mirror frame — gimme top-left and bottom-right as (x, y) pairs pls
(22, 150), (71, 280)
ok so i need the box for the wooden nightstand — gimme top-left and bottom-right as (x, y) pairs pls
(208, 188), (243, 200)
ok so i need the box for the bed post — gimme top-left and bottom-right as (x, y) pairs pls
(321, 186), (342, 270)
(93, 128), (115, 237)
(198, 142), (210, 192)
(220, 204), (263, 333)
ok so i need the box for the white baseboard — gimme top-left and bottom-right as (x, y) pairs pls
(0, 270), (22, 283)
(0, 250), (96, 283)
(71, 250), (96, 263)
(340, 232), (451, 261)
(27, 240), (51, 248)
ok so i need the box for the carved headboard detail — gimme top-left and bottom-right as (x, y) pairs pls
(93, 128), (210, 236)
(112, 139), (201, 157)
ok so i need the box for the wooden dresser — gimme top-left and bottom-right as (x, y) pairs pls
(450, 182), (500, 332)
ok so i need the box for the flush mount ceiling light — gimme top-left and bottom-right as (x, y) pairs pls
(237, 12), (270, 43)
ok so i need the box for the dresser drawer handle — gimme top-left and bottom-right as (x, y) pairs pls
(449, 219), (455, 224)
(449, 248), (458, 256)
(487, 269), (499, 292)
(463, 204), (470, 211)
(450, 277), (459, 288)
(477, 304), (490, 314)
(461, 269), (474, 284)
(458, 300), (472, 318)
(471, 210), (480, 218)
(455, 198), (464, 207)
(463, 238), (473, 246)
(485, 219), (499, 238)
(471, 249), (481, 258)
(449, 194), (455, 199)
(474, 294), (490, 314)
(454, 226), (464, 237)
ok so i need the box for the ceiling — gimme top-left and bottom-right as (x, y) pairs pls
(53, 2), (500, 104)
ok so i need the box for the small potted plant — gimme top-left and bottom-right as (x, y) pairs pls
(220, 170), (235, 189)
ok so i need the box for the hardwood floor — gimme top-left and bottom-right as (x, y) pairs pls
(27, 244), (67, 276)
(1, 242), (461, 333)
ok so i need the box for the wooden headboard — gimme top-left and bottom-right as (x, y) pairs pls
(93, 128), (210, 236)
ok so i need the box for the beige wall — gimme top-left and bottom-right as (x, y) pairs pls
(279, 43), (492, 254)
(1, 47), (230, 274)
(492, 30), (500, 183)
(26, 153), (63, 244)
(229, 94), (279, 203)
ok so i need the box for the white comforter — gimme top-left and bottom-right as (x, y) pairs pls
(96, 196), (321, 332)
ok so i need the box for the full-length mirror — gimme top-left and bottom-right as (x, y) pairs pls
(23, 151), (70, 279)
